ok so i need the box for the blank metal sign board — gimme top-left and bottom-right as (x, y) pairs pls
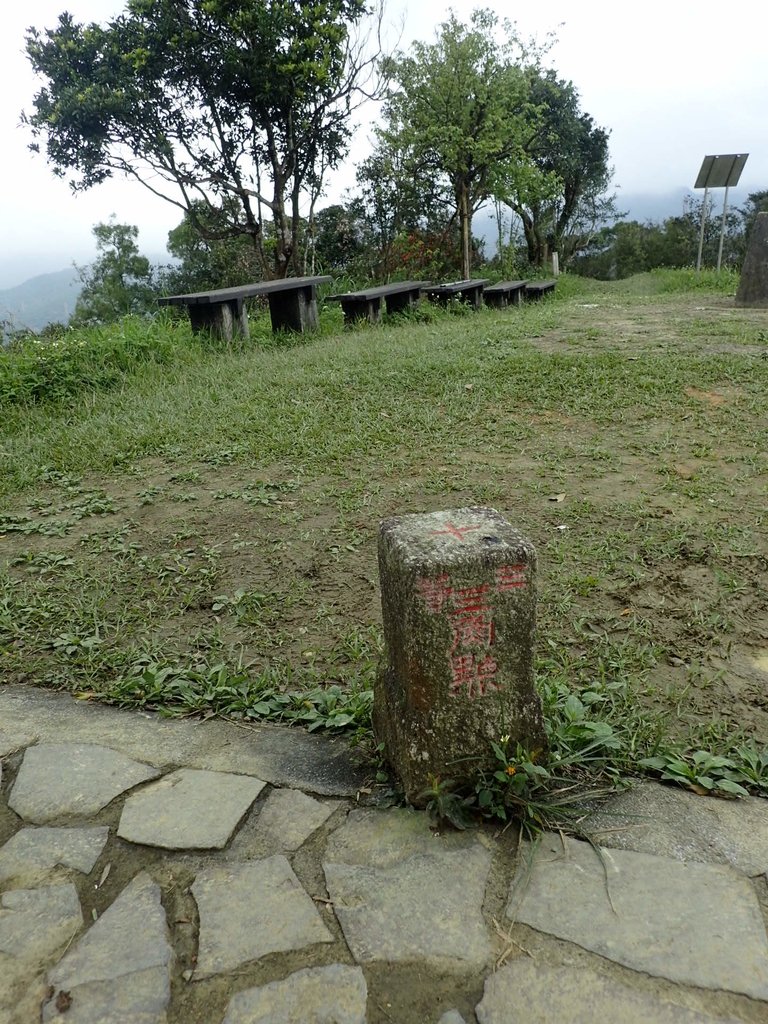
(695, 154), (749, 189)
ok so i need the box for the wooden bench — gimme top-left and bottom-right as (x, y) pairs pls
(158, 276), (332, 341)
(524, 280), (557, 301)
(483, 280), (528, 308)
(326, 281), (429, 326)
(425, 279), (490, 309)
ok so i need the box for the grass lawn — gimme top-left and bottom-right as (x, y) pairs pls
(2, 269), (767, 806)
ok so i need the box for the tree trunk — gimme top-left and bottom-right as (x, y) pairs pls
(272, 184), (292, 279)
(459, 182), (471, 280)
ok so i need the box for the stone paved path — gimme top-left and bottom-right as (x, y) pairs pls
(1, 683), (768, 1023)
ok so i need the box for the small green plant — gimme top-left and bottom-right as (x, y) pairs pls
(417, 775), (476, 831)
(638, 749), (760, 798)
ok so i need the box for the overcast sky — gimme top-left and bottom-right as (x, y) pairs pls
(2, 0), (766, 287)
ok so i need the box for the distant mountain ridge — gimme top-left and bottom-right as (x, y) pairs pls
(0, 268), (81, 334)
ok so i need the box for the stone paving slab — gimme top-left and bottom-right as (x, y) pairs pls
(324, 807), (493, 966)
(192, 856), (334, 978)
(0, 684), (366, 796)
(0, 883), (82, 963)
(8, 743), (160, 824)
(586, 781), (768, 876)
(0, 883), (83, 1023)
(117, 768), (265, 850)
(508, 833), (768, 999)
(0, 728), (37, 758)
(475, 960), (739, 1023)
(43, 966), (172, 1024)
(44, 871), (172, 1023)
(324, 807), (487, 867)
(324, 847), (492, 966)
(222, 964), (368, 1024)
(0, 826), (109, 885)
(3, 685), (768, 1024)
(253, 788), (336, 851)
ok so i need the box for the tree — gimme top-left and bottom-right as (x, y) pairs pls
(308, 202), (370, 275)
(496, 70), (616, 267)
(572, 195), (749, 280)
(354, 146), (454, 279)
(24, 0), (384, 279)
(161, 200), (264, 294)
(71, 220), (154, 326)
(375, 9), (536, 279)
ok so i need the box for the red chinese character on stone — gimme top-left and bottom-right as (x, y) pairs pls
(450, 654), (476, 693)
(429, 522), (481, 542)
(416, 574), (453, 613)
(495, 564), (527, 591)
(450, 652), (500, 699)
(476, 654), (500, 690)
(452, 583), (490, 612)
(450, 611), (495, 650)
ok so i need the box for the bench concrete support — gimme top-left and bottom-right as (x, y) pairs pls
(374, 507), (546, 803)
(484, 281), (527, 309)
(188, 299), (249, 343)
(384, 289), (422, 315)
(268, 285), (320, 333)
(329, 282), (426, 327)
(524, 281), (556, 301)
(340, 297), (384, 326)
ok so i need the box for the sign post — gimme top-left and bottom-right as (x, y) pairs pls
(694, 154), (749, 271)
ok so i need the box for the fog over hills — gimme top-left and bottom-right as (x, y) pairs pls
(0, 268), (80, 334)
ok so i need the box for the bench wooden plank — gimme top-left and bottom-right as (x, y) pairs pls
(326, 281), (429, 326)
(483, 280), (528, 308)
(425, 279), (490, 309)
(524, 280), (557, 301)
(158, 276), (332, 340)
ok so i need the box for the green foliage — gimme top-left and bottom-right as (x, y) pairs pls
(574, 194), (762, 279)
(373, 8), (536, 279)
(426, 673), (768, 833)
(494, 70), (617, 267)
(638, 751), (752, 798)
(0, 316), (192, 406)
(308, 202), (372, 277)
(647, 267), (740, 293)
(71, 220), (155, 326)
(418, 775), (476, 831)
(24, 0), (379, 278)
(82, 659), (374, 734)
(162, 201), (264, 293)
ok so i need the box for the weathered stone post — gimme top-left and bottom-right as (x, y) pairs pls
(374, 507), (546, 804)
(736, 212), (768, 307)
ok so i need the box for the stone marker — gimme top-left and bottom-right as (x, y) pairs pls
(735, 211), (768, 307)
(374, 507), (546, 803)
